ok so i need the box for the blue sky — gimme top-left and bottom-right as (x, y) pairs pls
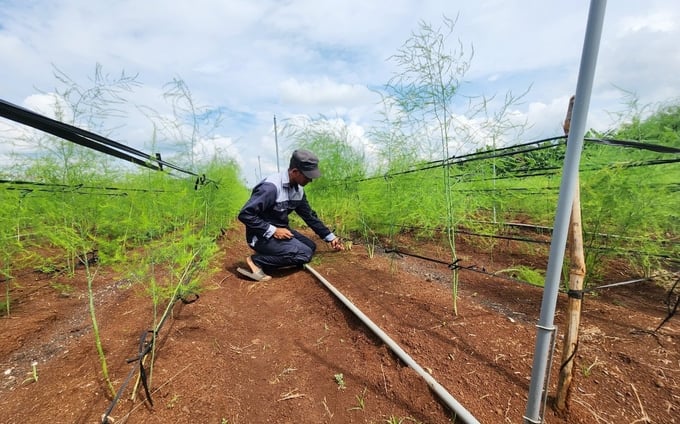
(1, 0), (679, 185)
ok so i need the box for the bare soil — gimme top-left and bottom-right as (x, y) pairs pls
(1, 228), (678, 424)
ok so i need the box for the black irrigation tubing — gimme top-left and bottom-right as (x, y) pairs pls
(455, 228), (551, 245)
(0, 99), (156, 162)
(431, 135), (567, 166)
(420, 136), (676, 180)
(365, 221), (533, 246)
(0, 178), (186, 198)
(384, 247), (452, 267)
(469, 220), (554, 233)
(588, 246), (679, 262)
(1, 99), (161, 171)
(655, 278), (680, 331)
(455, 167), (562, 184)
(387, 246), (676, 304)
(400, 139), (565, 176)
(468, 154), (680, 179)
(450, 157), (680, 185)
(568, 276), (680, 334)
(450, 186), (559, 193)
(4, 186), (130, 197)
(468, 219), (680, 249)
(384, 142), (563, 180)
(5, 187), (129, 197)
(324, 137), (677, 190)
(2, 178), (216, 197)
(0, 99), (160, 170)
(435, 136), (679, 167)
(560, 275), (678, 370)
(366, 221), (552, 247)
(384, 247), (545, 289)
(0, 98), (215, 184)
(365, 221), (678, 260)
(579, 277), (654, 294)
(585, 137), (680, 154)
(449, 142), (561, 167)
(619, 157), (680, 168)
(0, 178), (171, 193)
(458, 228), (677, 261)
(453, 181), (679, 193)
(335, 139), (565, 186)
(417, 158), (677, 193)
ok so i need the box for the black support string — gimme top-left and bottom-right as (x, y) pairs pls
(0, 178), (178, 196)
(321, 134), (678, 188)
(656, 277), (680, 331)
(386, 246), (679, 305)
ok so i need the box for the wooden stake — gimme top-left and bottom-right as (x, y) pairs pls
(555, 95), (586, 411)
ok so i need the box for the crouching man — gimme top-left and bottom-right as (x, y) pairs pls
(237, 149), (343, 282)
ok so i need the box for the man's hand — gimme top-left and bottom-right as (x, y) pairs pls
(329, 237), (345, 251)
(273, 227), (294, 240)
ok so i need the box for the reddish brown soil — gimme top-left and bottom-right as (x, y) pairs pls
(1, 228), (678, 424)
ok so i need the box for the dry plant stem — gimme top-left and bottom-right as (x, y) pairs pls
(130, 354), (150, 401)
(117, 364), (192, 423)
(322, 397), (334, 419)
(277, 388), (305, 401)
(585, 357), (602, 375)
(630, 384), (651, 423)
(381, 363), (388, 394)
(572, 397), (612, 424)
(504, 394), (512, 423)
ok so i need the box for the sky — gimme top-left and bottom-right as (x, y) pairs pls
(1, 0), (679, 186)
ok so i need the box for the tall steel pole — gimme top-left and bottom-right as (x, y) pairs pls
(523, 1), (606, 422)
(274, 115), (280, 172)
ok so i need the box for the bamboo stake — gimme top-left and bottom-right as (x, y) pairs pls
(555, 95), (587, 411)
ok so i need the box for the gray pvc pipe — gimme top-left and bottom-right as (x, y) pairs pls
(524, 1), (607, 422)
(304, 264), (480, 424)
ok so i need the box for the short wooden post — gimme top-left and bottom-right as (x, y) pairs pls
(555, 95), (586, 411)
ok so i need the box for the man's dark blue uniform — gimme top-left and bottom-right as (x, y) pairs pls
(237, 149), (343, 281)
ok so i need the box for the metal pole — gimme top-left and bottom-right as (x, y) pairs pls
(524, 1), (606, 422)
(304, 264), (480, 424)
(274, 115), (280, 172)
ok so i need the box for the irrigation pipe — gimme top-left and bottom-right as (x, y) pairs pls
(303, 264), (480, 424)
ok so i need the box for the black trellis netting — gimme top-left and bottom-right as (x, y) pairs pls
(308, 133), (679, 290)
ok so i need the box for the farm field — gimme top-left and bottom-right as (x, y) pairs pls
(1, 6), (679, 424)
(1, 227), (677, 424)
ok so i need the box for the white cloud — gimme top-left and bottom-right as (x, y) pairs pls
(192, 134), (241, 165)
(23, 93), (71, 121)
(279, 77), (375, 108)
(619, 12), (676, 33)
(1, 0), (679, 187)
(0, 120), (39, 161)
(524, 97), (575, 137)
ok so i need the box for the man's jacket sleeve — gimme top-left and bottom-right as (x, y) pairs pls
(237, 182), (277, 239)
(295, 193), (335, 242)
